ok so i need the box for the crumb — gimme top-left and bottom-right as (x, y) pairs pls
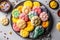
(7, 37), (9, 40)
(4, 36), (6, 38)
(4, 33), (7, 35)
(9, 31), (12, 35)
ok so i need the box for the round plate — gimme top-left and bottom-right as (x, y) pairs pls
(11, 1), (54, 39)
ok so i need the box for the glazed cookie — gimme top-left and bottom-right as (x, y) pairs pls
(12, 17), (19, 23)
(24, 21), (34, 32)
(19, 13), (29, 22)
(12, 9), (20, 18)
(17, 6), (23, 13)
(1, 17), (9, 26)
(31, 16), (41, 26)
(17, 19), (26, 29)
(39, 12), (48, 21)
(24, 1), (32, 8)
(32, 26), (44, 38)
(22, 6), (31, 14)
(20, 30), (29, 38)
(42, 21), (49, 28)
(13, 23), (20, 32)
(28, 11), (37, 20)
(33, 2), (40, 7)
(0, 1), (10, 12)
(32, 6), (41, 15)
(56, 22), (60, 31)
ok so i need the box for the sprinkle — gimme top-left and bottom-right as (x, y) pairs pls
(4, 36), (6, 38)
(4, 33), (7, 35)
(7, 37), (9, 40)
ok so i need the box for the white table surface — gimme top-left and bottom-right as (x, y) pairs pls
(0, 0), (60, 40)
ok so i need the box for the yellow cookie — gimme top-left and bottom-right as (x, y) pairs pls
(56, 22), (60, 31)
(24, 1), (32, 8)
(20, 30), (29, 38)
(42, 21), (49, 28)
(50, 1), (58, 9)
(24, 21), (34, 32)
(17, 19), (26, 29)
(17, 6), (23, 13)
(33, 2), (40, 7)
(12, 17), (19, 23)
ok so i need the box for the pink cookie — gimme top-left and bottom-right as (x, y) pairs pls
(13, 23), (20, 32)
(19, 13), (29, 22)
(39, 12), (48, 21)
(32, 6), (41, 15)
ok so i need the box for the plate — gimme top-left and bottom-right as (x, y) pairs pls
(11, 1), (54, 39)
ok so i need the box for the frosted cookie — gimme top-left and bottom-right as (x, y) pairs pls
(33, 2), (40, 7)
(1, 17), (9, 26)
(56, 22), (60, 31)
(13, 23), (20, 32)
(17, 19), (26, 29)
(22, 6), (31, 14)
(32, 6), (41, 15)
(12, 9), (20, 18)
(20, 30), (29, 38)
(19, 13), (29, 22)
(32, 26), (44, 38)
(39, 12), (48, 21)
(17, 6), (23, 13)
(24, 21), (34, 32)
(31, 16), (41, 26)
(28, 11), (37, 20)
(0, 1), (10, 12)
(42, 21), (49, 28)
(24, 1), (32, 8)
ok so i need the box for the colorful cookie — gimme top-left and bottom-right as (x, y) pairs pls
(24, 1), (32, 8)
(31, 16), (41, 26)
(20, 30), (29, 38)
(17, 6), (23, 13)
(12, 9), (20, 18)
(0, 1), (10, 12)
(32, 26), (44, 38)
(28, 11), (37, 20)
(24, 21), (34, 32)
(42, 21), (49, 28)
(13, 23), (20, 32)
(56, 22), (60, 31)
(1, 17), (9, 26)
(22, 6), (31, 14)
(12, 17), (19, 23)
(33, 2), (40, 7)
(19, 13), (29, 22)
(32, 6), (41, 15)
(17, 19), (26, 29)
(39, 12), (48, 21)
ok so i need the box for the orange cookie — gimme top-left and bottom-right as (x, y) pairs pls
(42, 21), (49, 28)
